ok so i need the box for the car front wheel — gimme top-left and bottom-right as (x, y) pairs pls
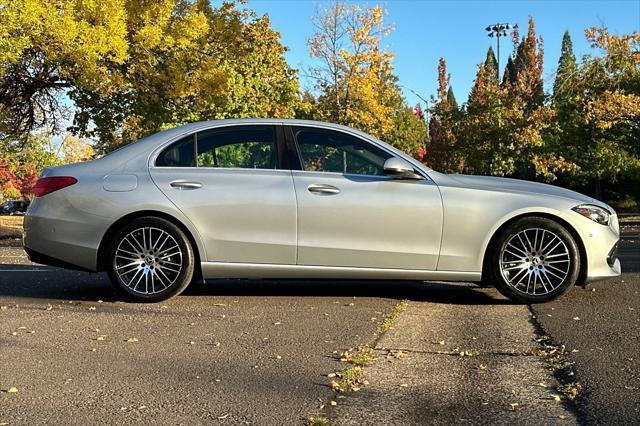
(489, 217), (580, 303)
(107, 217), (195, 302)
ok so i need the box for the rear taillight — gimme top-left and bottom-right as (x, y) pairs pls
(33, 176), (77, 197)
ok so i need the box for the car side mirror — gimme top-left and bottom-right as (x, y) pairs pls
(383, 158), (423, 180)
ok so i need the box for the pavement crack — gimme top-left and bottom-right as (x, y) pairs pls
(373, 346), (545, 357)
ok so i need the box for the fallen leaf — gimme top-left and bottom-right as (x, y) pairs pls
(6, 387), (18, 393)
(126, 337), (139, 343)
(509, 403), (520, 411)
(573, 317), (580, 321)
(330, 400), (337, 406)
(399, 383), (408, 388)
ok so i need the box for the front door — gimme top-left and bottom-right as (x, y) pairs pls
(289, 126), (443, 270)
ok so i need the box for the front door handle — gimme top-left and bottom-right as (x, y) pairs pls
(307, 183), (340, 196)
(170, 180), (202, 190)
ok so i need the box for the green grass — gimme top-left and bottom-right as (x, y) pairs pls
(377, 300), (409, 333)
(307, 416), (330, 426)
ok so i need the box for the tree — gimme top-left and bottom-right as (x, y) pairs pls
(427, 58), (460, 172)
(484, 46), (499, 82)
(576, 27), (640, 195)
(0, 0), (128, 148)
(72, 0), (299, 153)
(509, 17), (545, 110)
(61, 134), (94, 164)
(0, 1), (299, 154)
(459, 61), (508, 175)
(307, 2), (425, 155)
(553, 31), (578, 100)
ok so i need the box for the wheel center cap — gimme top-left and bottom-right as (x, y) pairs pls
(145, 256), (154, 265)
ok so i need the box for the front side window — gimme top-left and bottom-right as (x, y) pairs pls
(196, 126), (277, 169)
(292, 127), (391, 176)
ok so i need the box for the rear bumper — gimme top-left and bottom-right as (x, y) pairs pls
(24, 246), (93, 272)
(23, 193), (108, 272)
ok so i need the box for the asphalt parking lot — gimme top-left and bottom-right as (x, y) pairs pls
(0, 223), (638, 425)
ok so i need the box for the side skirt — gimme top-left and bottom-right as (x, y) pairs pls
(201, 262), (481, 282)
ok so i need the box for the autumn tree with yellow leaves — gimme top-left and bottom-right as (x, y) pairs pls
(306, 2), (426, 155)
(0, 0), (299, 154)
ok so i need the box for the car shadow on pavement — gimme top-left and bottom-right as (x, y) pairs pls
(187, 279), (517, 305)
(0, 263), (514, 305)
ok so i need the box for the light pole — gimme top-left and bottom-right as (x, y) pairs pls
(485, 23), (512, 80)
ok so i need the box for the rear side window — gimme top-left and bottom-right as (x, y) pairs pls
(196, 126), (276, 169)
(155, 136), (195, 167)
(155, 126), (277, 169)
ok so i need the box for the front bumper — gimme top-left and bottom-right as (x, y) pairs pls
(578, 212), (622, 282)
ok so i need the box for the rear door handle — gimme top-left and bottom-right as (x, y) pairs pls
(170, 180), (202, 190)
(307, 183), (340, 196)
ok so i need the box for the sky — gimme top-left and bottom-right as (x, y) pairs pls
(248, 0), (640, 108)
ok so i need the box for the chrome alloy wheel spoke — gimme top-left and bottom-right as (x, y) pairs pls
(499, 228), (571, 296)
(114, 227), (183, 295)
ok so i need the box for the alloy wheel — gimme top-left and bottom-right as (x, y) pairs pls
(113, 227), (183, 295)
(499, 227), (571, 296)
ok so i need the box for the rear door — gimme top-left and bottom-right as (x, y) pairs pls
(149, 124), (297, 264)
(288, 125), (443, 270)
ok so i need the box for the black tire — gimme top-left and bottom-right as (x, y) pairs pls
(107, 216), (195, 302)
(488, 217), (580, 304)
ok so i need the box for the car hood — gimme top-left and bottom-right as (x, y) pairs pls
(441, 174), (598, 204)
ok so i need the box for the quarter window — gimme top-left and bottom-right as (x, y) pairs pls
(155, 136), (195, 167)
(292, 127), (392, 176)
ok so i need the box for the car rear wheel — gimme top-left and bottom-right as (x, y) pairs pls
(489, 217), (580, 303)
(107, 217), (195, 302)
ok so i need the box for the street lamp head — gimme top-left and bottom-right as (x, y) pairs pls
(485, 25), (491, 31)
(488, 32), (494, 38)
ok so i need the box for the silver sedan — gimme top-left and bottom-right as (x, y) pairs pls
(24, 119), (621, 303)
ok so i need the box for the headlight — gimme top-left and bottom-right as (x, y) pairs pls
(572, 204), (610, 225)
